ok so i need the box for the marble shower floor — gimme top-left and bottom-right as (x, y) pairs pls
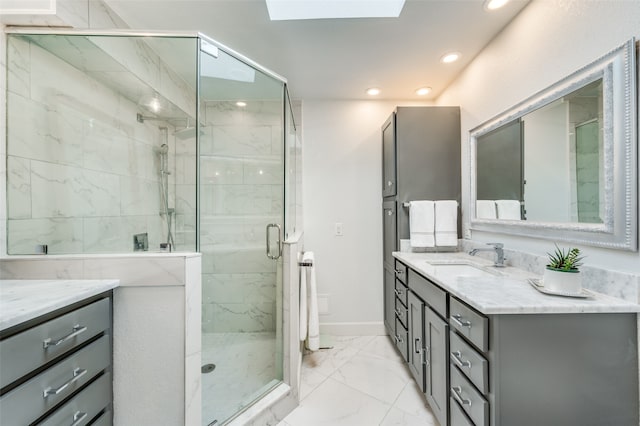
(202, 331), (279, 426)
(279, 335), (438, 426)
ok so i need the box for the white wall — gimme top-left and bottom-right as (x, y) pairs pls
(437, 0), (640, 275)
(302, 100), (430, 332)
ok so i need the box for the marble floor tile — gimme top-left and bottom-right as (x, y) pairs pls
(285, 334), (439, 426)
(331, 352), (412, 404)
(392, 381), (436, 420)
(299, 368), (329, 400)
(283, 378), (391, 426)
(301, 344), (360, 377)
(379, 407), (437, 426)
(361, 335), (406, 363)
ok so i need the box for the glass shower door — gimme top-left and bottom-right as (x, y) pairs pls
(198, 39), (285, 425)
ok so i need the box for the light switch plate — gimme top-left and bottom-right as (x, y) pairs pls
(334, 222), (344, 236)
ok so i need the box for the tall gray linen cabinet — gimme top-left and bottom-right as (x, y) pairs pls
(382, 106), (461, 336)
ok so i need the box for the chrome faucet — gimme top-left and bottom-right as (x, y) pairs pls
(469, 243), (505, 267)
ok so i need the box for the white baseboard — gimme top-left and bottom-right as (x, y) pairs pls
(319, 322), (386, 336)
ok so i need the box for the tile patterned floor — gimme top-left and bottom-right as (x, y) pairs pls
(279, 335), (438, 426)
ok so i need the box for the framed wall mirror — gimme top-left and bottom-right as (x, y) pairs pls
(469, 38), (637, 251)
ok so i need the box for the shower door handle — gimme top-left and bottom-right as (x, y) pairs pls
(266, 223), (282, 260)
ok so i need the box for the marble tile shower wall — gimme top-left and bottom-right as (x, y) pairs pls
(6, 36), (177, 254)
(186, 100), (283, 333)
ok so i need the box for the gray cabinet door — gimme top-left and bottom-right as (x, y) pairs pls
(383, 267), (395, 335)
(425, 307), (449, 426)
(407, 291), (424, 391)
(382, 112), (396, 197)
(383, 200), (396, 269)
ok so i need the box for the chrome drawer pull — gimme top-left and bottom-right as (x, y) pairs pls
(394, 334), (401, 344)
(414, 338), (421, 354)
(451, 386), (472, 407)
(450, 351), (472, 368)
(394, 288), (403, 297)
(394, 269), (404, 275)
(395, 309), (405, 319)
(451, 314), (472, 328)
(43, 325), (88, 349)
(71, 411), (88, 426)
(43, 368), (87, 398)
(424, 345), (430, 366)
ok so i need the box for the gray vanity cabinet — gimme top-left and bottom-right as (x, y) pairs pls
(0, 293), (113, 425)
(392, 261), (410, 362)
(425, 307), (448, 426)
(448, 296), (639, 426)
(400, 262), (451, 426)
(407, 291), (424, 389)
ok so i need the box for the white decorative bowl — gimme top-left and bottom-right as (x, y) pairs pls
(543, 268), (582, 294)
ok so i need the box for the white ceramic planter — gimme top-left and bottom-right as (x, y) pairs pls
(543, 268), (582, 293)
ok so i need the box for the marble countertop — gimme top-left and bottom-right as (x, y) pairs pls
(393, 252), (640, 315)
(0, 279), (119, 331)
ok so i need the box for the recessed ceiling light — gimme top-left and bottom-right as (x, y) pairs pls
(415, 87), (432, 96)
(366, 87), (381, 96)
(484, 0), (510, 10)
(236, 101), (247, 107)
(266, 0), (406, 21)
(440, 52), (461, 64)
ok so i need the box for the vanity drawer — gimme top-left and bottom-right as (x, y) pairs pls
(394, 260), (408, 284)
(0, 298), (110, 389)
(0, 335), (111, 426)
(450, 395), (475, 426)
(394, 317), (409, 362)
(450, 331), (489, 394)
(395, 296), (408, 328)
(450, 297), (489, 352)
(92, 408), (113, 426)
(450, 365), (489, 426)
(40, 371), (111, 426)
(408, 269), (447, 318)
(394, 279), (408, 306)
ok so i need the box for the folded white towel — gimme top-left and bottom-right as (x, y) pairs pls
(409, 201), (435, 248)
(300, 251), (320, 351)
(435, 200), (458, 247)
(496, 200), (521, 220)
(476, 200), (497, 219)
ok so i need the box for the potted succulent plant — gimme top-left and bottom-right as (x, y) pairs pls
(543, 244), (584, 293)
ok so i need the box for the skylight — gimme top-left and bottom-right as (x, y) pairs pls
(265, 0), (406, 21)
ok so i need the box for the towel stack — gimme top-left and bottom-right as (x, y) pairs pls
(409, 200), (458, 248)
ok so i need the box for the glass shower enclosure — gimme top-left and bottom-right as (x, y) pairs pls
(5, 30), (295, 425)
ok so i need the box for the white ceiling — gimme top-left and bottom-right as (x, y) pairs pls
(106, 0), (530, 100)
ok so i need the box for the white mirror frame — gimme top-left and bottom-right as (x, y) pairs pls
(469, 38), (637, 251)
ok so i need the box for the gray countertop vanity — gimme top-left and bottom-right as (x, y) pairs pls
(391, 252), (639, 426)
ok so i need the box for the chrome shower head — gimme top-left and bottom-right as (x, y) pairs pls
(158, 143), (169, 154)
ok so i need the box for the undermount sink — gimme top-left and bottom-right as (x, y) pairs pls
(425, 260), (501, 278)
